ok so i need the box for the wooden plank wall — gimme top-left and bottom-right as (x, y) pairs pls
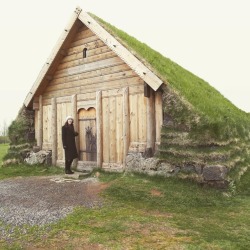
(35, 24), (160, 165)
(42, 105), (52, 150)
(78, 108), (96, 161)
(56, 102), (72, 161)
(102, 90), (124, 164)
(129, 92), (147, 153)
(34, 110), (39, 143)
(42, 24), (140, 104)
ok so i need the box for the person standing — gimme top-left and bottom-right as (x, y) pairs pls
(62, 116), (78, 174)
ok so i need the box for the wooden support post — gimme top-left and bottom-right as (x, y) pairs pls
(145, 88), (155, 157)
(144, 82), (150, 97)
(51, 97), (57, 165)
(72, 94), (78, 168)
(155, 90), (163, 149)
(96, 91), (103, 167)
(123, 87), (130, 165)
(37, 95), (43, 149)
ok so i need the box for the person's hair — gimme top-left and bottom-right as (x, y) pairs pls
(64, 119), (74, 127)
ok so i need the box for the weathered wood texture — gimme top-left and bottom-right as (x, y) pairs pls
(146, 88), (156, 155)
(102, 92), (124, 164)
(33, 24), (161, 166)
(38, 95), (43, 148)
(42, 26), (142, 102)
(51, 97), (57, 165)
(155, 90), (163, 147)
(96, 91), (102, 167)
(78, 108), (96, 161)
(42, 104), (52, 150)
(128, 92), (147, 153)
(56, 102), (72, 161)
(35, 110), (39, 143)
(78, 11), (162, 91)
(123, 87), (129, 163)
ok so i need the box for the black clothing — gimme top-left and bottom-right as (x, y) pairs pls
(62, 124), (78, 161)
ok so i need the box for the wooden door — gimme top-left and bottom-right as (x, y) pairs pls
(78, 108), (97, 161)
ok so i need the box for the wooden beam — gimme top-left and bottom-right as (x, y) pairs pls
(37, 95), (43, 149)
(144, 82), (150, 98)
(96, 90), (103, 167)
(145, 89), (155, 157)
(51, 97), (57, 165)
(45, 75), (53, 81)
(72, 94), (78, 167)
(78, 11), (163, 91)
(60, 49), (67, 56)
(123, 87), (130, 164)
(155, 90), (163, 146)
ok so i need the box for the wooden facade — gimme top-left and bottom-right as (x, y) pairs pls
(24, 7), (163, 171)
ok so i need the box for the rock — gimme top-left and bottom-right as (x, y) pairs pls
(24, 150), (52, 165)
(203, 165), (228, 181)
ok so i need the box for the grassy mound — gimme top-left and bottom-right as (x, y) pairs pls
(90, 14), (250, 184)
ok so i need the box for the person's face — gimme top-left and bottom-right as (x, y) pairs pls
(67, 119), (73, 124)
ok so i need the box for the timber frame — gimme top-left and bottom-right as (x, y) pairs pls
(24, 7), (164, 170)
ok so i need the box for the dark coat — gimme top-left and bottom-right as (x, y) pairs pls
(62, 124), (78, 160)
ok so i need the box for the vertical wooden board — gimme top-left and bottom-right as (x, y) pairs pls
(79, 120), (85, 160)
(85, 120), (92, 161)
(109, 96), (116, 163)
(146, 89), (156, 150)
(82, 120), (88, 161)
(61, 103), (67, 126)
(35, 110), (39, 142)
(57, 103), (63, 160)
(51, 98), (57, 166)
(60, 103), (65, 160)
(96, 91), (102, 167)
(78, 108), (97, 161)
(138, 93), (147, 143)
(38, 95), (43, 148)
(78, 109), (87, 161)
(66, 102), (72, 117)
(123, 87), (130, 163)
(43, 106), (48, 144)
(61, 103), (68, 160)
(155, 91), (163, 143)
(78, 114), (83, 160)
(143, 94), (147, 142)
(102, 97), (109, 163)
(92, 117), (97, 159)
(90, 119), (96, 139)
(129, 94), (138, 143)
(47, 105), (52, 144)
(115, 95), (123, 163)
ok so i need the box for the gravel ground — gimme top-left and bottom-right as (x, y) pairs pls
(0, 175), (105, 240)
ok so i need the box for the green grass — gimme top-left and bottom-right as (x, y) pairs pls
(0, 144), (62, 180)
(0, 143), (9, 164)
(90, 13), (250, 141)
(1, 155), (249, 250)
(0, 164), (63, 180)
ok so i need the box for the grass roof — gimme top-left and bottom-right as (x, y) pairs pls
(90, 13), (250, 141)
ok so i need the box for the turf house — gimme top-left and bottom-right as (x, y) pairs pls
(21, 7), (250, 187)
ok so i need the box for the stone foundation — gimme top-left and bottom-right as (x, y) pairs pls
(125, 153), (228, 187)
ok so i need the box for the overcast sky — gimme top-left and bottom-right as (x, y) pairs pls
(0, 0), (249, 131)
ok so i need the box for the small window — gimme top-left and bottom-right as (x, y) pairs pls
(83, 48), (87, 58)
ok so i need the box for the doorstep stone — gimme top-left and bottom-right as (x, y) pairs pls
(64, 171), (88, 179)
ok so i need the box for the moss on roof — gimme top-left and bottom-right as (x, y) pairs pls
(90, 13), (250, 141)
